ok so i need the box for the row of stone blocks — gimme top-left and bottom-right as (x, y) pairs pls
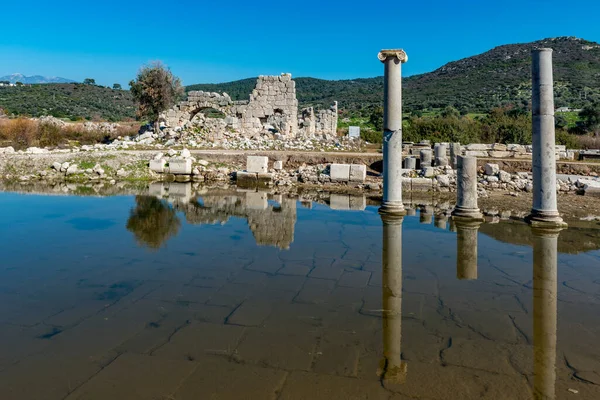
(330, 164), (366, 183)
(149, 159), (192, 175)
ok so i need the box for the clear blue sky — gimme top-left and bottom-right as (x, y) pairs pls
(1, 0), (599, 87)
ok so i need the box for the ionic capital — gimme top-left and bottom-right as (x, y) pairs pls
(378, 49), (408, 63)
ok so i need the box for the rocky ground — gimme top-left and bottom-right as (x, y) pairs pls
(1, 145), (600, 218)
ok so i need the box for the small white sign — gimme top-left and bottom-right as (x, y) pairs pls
(348, 126), (360, 138)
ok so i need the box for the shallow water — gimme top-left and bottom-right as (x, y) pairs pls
(0, 186), (599, 400)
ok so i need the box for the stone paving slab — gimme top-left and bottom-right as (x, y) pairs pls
(235, 328), (318, 371)
(64, 353), (196, 400)
(278, 371), (391, 400)
(227, 299), (274, 326)
(153, 322), (245, 359)
(172, 355), (287, 400)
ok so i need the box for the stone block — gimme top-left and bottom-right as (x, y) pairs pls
(168, 183), (192, 203)
(246, 156), (268, 173)
(464, 151), (488, 157)
(273, 160), (283, 170)
(423, 166), (435, 178)
(466, 143), (490, 151)
(149, 182), (166, 197)
(330, 164), (350, 182)
(236, 171), (258, 187)
(492, 143), (508, 151)
(488, 151), (512, 158)
(329, 194), (350, 210)
(348, 195), (366, 210)
(169, 159), (192, 175)
(484, 163), (500, 176)
(149, 158), (166, 173)
(513, 153), (533, 159)
(246, 191), (268, 210)
(349, 164), (366, 182)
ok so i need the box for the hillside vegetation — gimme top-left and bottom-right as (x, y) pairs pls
(0, 84), (136, 121)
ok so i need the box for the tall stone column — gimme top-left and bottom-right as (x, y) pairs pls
(527, 49), (565, 227)
(455, 220), (482, 280)
(378, 49), (408, 215)
(452, 155), (483, 220)
(379, 214), (407, 385)
(532, 227), (561, 400)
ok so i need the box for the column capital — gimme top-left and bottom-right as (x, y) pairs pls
(378, 49), (408, 63)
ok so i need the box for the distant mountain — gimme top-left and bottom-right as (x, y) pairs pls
(187, 36), (600, 114)
(0, 73), (76, 84)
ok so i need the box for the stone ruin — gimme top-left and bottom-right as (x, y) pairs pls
(160, 73), (338, 140)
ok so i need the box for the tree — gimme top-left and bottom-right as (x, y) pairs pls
(15, 82), (23, 86)
(113, 83), (122, 90)
(83, 78), (96, 85)
(129, 61), (183, 132)
(579, 104), (600, 136)
(440, 106), (460, 118)
(126, 196), (181, 250)
(369, 106), (384, 131)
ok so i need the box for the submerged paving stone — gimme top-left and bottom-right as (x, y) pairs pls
(63, 353), (196, 400)
(235, 328), (318, 371)
(173, 355), (287, 400)
(153, 322), (245, 359)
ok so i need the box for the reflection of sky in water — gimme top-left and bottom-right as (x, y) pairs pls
(0, 192), (599, 399)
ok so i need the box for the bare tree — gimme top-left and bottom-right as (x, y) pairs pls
(129, 61), (183, 132)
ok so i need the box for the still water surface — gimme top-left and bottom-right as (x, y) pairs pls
(0, 188), (599, 399)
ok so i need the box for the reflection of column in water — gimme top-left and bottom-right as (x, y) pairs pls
(434, 213), (448, 230)
(448, 217), (457, 232)
(532, 227), (561, 400)
(455, 220), (482, 280)
(419, 206), (433, 224)
(379, 214), (407, 384)
(405, 207), (416, 216)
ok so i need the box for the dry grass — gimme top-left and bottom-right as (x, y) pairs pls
(575, 134), (600, 150)
(0, 118), (139, 149)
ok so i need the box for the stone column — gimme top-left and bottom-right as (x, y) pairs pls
(527, 49), (565, 227)
(532, 227), (561, 400)
(419, 205), (433, 224)
(378, 49), (408, 215)
(379, 214), (407, 385)
(450, 142), (461, 168)
(434, 144), (448, 167)
(435, 213), (448, 230)
(420, 149), (432, 168)
(403, 157), (416, 170)
(455, 220), (482, 280)
(452, 155), (483, 220)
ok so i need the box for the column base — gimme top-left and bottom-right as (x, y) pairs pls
(526, 210), (568, 228)
(451, 207), (484, 221)
(379, 202), (406, 217)
(378, 359), (408, 385)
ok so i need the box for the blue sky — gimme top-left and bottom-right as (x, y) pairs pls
(1, 0), (599, 86)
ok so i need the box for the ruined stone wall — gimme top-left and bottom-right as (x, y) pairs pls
(160, 74), (338, 140)
(241, 74), (298, 137)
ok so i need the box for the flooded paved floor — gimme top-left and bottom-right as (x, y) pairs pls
(0, 188), (599, 399)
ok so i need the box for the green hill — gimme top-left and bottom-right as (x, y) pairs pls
(188, 37), (600, 115)
(0, 84), (136, 121)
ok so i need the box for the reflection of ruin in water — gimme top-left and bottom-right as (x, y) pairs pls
(532, 227), (561, 400)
